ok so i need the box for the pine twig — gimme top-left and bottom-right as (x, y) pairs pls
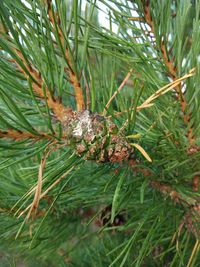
(150, 180), (200, 238)
(0, 27), (71, 122)
(47, 0), (85, 111)
(142, 0), (198, 192)
(14, 49), (70, 122)
(0, 129), (52, 140)
(143, 0), (195, 144)
(150, 180), (199, 208)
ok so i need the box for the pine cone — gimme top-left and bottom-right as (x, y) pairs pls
(63, 110), (133, 163)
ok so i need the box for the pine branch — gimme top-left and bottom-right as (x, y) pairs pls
(143, 0), (195, 144)
(0, 1), (199, 265)
(46, 0), (85, 111)
(130, 158), (199, 238)
(0, 129), (52, 140)
(14, 49), (70, 122)
(141, 0), (199, 192)
(150, 180), (200, 238)
(0, 25), (71, 123)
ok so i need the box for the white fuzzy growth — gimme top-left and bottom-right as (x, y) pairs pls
(73, 110), (93, 138)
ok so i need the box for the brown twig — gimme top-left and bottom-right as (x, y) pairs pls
(150, 180), (200, 237)
(129, 159), (199, 237)
(150, 180), (199, 207)
(0, 129), (52, 140)
(46, 0), (85, 111)
(0, 26), (71, 122)
(14, 49), (70, 122)
(143, 0), (194, 144)
(142, 0), (198, 191)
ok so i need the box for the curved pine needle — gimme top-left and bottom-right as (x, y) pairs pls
(131, 143), (152, 162)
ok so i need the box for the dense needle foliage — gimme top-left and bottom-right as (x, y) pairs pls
(0, 0), (200, 266)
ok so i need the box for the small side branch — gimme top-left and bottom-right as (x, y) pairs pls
(143, 0), (195, 144)
(0, 27), (71, 122)
(0, 129), (52, 140)
(14, 49), (70, 122)
(150, 180), (200, 238)
(47, 0), (85, 111)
